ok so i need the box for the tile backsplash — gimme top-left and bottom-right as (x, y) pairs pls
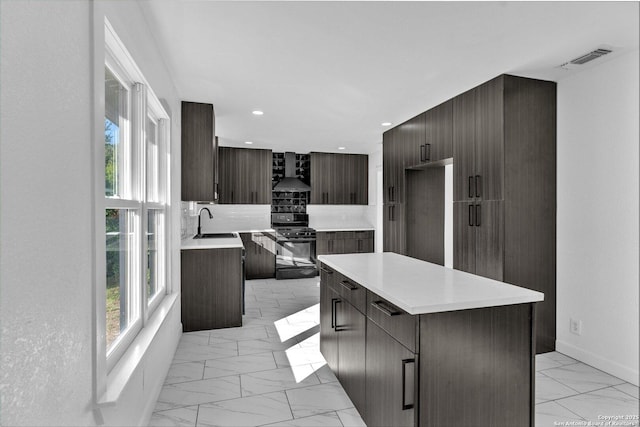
(307, 204), (375, 230)
(181, 202), (271, 238)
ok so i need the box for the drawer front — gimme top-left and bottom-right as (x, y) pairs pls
(334, 273), (366, 314)
(354, 230), (374, 240)
(319, 263), (338, 291)
(367, 291), (417, 352)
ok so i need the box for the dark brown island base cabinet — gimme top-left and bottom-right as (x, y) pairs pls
(319, 263), (536, 427)
(181, 248), (243, 332)
(240, 232), (276, 279)
(181, 101), (218, 201)
(218, 147), (272, 204)
(383, 74), (556, 354)
(310, 152), (368, 205)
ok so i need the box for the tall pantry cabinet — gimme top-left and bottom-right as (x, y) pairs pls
(383, 74), (556, 353)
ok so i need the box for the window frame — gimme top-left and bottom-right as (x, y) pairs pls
(98, 20), (172, 377)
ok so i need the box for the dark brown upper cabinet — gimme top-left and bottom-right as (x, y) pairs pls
(218, 147), (272, 204)
(425, 98), (453, 162)
(453, 77), (504, 202)
(181, 101), (217, 201)
(310, 152), (368, 205)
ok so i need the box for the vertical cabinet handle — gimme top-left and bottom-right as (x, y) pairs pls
(420, 144), (425, 162)
(468, 176), (473, 198)
(231, 191), (234, 204)
(402, 359), (416, 410)
(331, 298), (341, 330)
(331, 298), (337, 329)
(475, 175), (481, 198)
(475, 204), (481, 227)
(425, 143), (431, 161)
(468, 204), (474, 226)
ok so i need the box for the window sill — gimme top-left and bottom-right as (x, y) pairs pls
(95, 292), (179, 407)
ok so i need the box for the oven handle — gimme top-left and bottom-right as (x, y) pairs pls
(276, 239), (317, 243)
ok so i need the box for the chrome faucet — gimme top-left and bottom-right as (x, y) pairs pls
(197, 207), (213, 236)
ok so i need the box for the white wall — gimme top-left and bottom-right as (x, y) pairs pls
(0, 1), (183, 425)
(556, 50), (639, 385)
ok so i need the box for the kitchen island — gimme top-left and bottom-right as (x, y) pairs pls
(318, 252), (544, 427)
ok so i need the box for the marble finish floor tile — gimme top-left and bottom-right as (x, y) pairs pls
(236, 336), (297, 356)
(203, 352), (277, 379)
(535, 351), (579, 372)
(337, 408), (368, 427)
(614, 382), (640, 399)
(535, 401), (585, 427)
(164, 361), (205, 385)
(156, 376), (241, 409)
(286, 382), (355, 418)
(172, 341), (238, 363)
(542, 362), (626, 393)
(148, 405), (198, 427)
(554, 387), (640, 423)
(240, 366), (320, 396)
(197, 391), (293, 427)
(535, 372), (581, 403)
(263, 411), (343, 426)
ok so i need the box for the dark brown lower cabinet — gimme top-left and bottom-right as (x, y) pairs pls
(181, 248), (242, 332)
(240, 232), (275, 279)
(364, 320), (416, 427)
(319, 265), (367, 416)
(319, 274), (339, 372)
(336, 299), (367, 412)
(419, 303), (534, 427)
(316, 230), (374, 268)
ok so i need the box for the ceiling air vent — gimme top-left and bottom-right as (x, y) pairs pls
(559, 47), (613, 69)
(570, 48), (612, 65)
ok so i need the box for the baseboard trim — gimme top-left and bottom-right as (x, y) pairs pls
(556, 340), (639, 386)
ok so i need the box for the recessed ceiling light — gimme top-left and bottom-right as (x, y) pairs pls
(245, 141), (253, 145)
(381, 122), (392, 126)
(252, 110), (264, 116)
(338, 147), (346, 150)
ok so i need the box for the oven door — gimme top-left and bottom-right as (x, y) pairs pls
(275, 239), (318, 279)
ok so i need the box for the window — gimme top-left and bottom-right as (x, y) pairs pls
(101, 22), (170, 372)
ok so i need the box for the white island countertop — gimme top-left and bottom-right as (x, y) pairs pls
(181, 234), (244, 250)
(318, 252), (544, 315)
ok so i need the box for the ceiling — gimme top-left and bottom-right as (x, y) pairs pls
(142, 1), (639, 154)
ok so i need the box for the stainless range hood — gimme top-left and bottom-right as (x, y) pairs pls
(273, 152), (311, 192)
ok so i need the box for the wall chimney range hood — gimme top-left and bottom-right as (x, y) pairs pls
(273, 152), (311, 192)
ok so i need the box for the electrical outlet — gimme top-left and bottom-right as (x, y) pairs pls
(570, 318), (582, 336)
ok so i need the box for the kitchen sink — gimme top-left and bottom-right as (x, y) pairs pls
(193, 232), (238, 239)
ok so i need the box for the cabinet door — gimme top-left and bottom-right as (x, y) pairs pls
(181, 248), (242, 331)
(310, 152), (328, 204)
(319, 271), (339, 373)
(398, 113), (425, 167)
(365, 320), (416, 427)
(251, 149), (273, 204)
(474, 200), (504, 281)
(453, 202), (476, 274)
(453, 89), (476, 202)
(425, 99), (453, 162)
(336, 301), (366, 412)
(217, 147), (235, 204)
(383, 129), (399, 204)
(475, 76), (504, 201)
(181, 102), (215, 201)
